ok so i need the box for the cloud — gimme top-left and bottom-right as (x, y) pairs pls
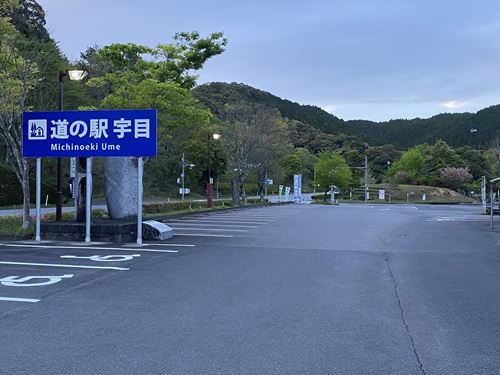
(38, 0), (500, 122)
(322, 104), (338, 114)
(440, 101), (470, 110)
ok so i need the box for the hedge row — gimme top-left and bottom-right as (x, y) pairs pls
(142, 200), (233, 214)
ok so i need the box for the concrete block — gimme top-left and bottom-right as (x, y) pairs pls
(143, 220), (173, 240)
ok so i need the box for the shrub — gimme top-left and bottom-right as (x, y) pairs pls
(142, 200), (233, 214)
(439, 167), (472, 191)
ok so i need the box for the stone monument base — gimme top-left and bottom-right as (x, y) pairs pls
(40, 219), (172, 243)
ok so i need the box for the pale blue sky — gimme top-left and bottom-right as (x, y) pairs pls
(38, 0), (500, 122)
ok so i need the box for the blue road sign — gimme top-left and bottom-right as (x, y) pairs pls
(22, 109), (157, 157)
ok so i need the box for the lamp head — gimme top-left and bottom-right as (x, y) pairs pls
(67, 69), (89, 81)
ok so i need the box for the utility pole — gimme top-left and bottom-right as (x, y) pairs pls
(364, 156), (368, 203)
(348, 158), (369, 202)
(181, 153), (186, 201)
(264, 172), (268, 198)
(180, 153), (195, 201)
(313, 167), (316, 195)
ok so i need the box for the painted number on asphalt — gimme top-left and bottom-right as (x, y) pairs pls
(60, 254), (141, 262)
(0, 274), (74, 287)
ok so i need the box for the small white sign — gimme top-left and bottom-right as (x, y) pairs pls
(379, 189), (385, 200)
(70, 157), (76, 177)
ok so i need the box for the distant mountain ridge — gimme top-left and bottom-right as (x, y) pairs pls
(193, 82), (500, 149)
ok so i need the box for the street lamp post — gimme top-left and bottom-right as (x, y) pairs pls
(56, 69), (89, 221)
(181, 153), (186, 201)
(180, 153), (195, 201)
(313, 166), (316, 194)
(347, 156), (369, 202)
(207, 133), (220, 208)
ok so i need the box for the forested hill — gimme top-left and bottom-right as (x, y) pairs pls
(193, 82), (500, 149)
(192, 82), (347, 134)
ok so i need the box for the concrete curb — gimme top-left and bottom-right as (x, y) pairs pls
(0, 202), (291, 242)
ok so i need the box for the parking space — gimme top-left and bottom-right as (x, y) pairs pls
(0, 241), (194, 304)
(0, 205), (305, 305)
(163, 205), (303, 238)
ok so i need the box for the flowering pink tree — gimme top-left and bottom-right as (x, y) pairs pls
(439, 167), (472, 191)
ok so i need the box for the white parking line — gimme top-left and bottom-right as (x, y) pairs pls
(167, 223), (258, 228)
(174, 233), (234, 237)
(0, 261), (128, 271)
(0, 296), (40, 303)
(3, 244), (178, 253)
(171, 228), (248, 232)
(213, 215), (284, 219)
(168, 218), (272, 224)
(140, 243), (194, 247)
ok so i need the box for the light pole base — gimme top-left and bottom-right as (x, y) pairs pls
(207, 183), (213, 208)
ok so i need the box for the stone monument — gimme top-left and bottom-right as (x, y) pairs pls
(105, 157), (139, 220)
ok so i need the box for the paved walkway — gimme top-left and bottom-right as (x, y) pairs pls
(0, 194), (314, 217)
(0, 204), (107, 217)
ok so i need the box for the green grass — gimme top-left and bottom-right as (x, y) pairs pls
(0, 209), (110, 236)
(312, 184), (476, 205)
(374, 184), (475, 204)
(0, 198), (269, 235)
(0, 215), (34, 235)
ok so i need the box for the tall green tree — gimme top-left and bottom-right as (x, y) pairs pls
(221, 103), (290, 203)
(182, 125), (227, 189)
(286, 147), (317, 187)
(0, 0), (66, 228)
(253, 116), (291, 202)
(1, 0), (49, 41)
(388, 144), (428, 184)
(315, 151), (352, 199)
(366, 144), (402, 183)
(341, 149), (365, 188)
(78, 33), (227, 218)
(455, 145), (491, 180)
(422, 140), (465, 185)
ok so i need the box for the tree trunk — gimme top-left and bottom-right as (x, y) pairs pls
(258, 183), (265, 202)
(236, 170), (247, 204)
(105, 157), (139, 220)
(231, 177), (239, 207)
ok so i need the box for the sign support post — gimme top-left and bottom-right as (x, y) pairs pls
(35, 158), (41, 241)
(137, 157), (143, 245)
(85, 157), (92, 243)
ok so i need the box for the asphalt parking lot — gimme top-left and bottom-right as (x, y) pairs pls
(2, 203), (500, 374)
